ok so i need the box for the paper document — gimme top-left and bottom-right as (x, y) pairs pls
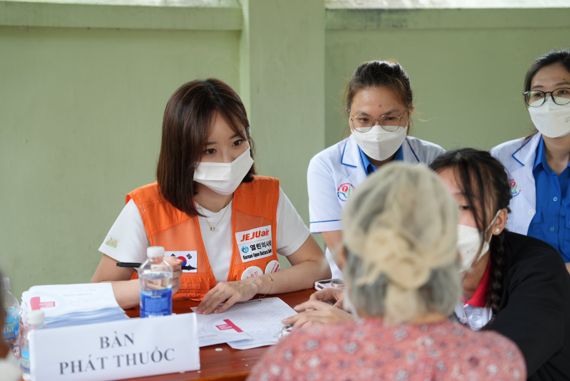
(196, 297), (296, 349)
(21, 283), (127, 328)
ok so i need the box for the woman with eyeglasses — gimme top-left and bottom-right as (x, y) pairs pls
(492, 49), (570, 271)
(307, 60), (444, 278)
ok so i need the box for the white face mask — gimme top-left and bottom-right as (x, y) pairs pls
(351, 126), (407, 161)
(457, 212), (500, 273)
(528, 99), (570, 138)
(193, 148), (254, 196)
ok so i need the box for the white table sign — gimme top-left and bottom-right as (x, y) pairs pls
(30, 313), (199, 381)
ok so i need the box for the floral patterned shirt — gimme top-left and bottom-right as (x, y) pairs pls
(248, 319), (525, 381)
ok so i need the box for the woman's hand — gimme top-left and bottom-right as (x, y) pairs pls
(164, 256), (182, 294)
(310, 287), (344, 307)
(196, 279), (260, 314)
(282, 300), (353, 328)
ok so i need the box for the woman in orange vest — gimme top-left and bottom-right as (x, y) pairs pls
(92, 79), (330, 313)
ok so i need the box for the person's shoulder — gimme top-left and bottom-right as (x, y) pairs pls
(434, 323), (525, 375)
(405, 136), (445, 163)
(406, 136), (444, 152)
(127, 182), (162, 205)
(251, 175), (280, 187)
(309, 137), (350, 167)
(460, 328), (526, 377)
(504, 231), (567, 274)
(490, 136), (531, 158)
(467, 327), (518, 349)
(130, 182), (158, 194)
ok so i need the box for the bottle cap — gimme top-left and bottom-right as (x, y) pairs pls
(147, 246), (165, 259)
(27, 310), (45, 325)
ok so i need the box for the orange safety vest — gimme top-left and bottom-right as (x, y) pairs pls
(127, 176), (280, 301)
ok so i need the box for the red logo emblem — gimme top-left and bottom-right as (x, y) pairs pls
(337, 183), (354, 201)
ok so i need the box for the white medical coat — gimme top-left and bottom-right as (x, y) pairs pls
(307, 134), (445, 278)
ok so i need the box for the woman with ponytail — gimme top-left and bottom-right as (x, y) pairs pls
(307, 60), (444, 279)
(431, 148), (570, 381)
(249, 163), (525, 381)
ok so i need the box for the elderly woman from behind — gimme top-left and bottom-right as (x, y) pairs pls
(248, 163), (525, 381)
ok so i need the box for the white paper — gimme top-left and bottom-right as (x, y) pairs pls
(196, 297), (296, 349)
(21, 283), (127, 328)
(30, 313), (200, 381)
(22, 283), (121, 317)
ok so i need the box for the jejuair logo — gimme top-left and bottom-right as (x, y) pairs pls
(241, 246), (249, 254)
(239, 229), (270, 243)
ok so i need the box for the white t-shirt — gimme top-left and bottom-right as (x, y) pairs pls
(99, 188), (309, 281)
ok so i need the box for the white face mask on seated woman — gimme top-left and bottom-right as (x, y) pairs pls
(351, 125), (408, 162)
(528, 99), (570, 138)
(193, 148), (254, 195)
(457, 211), (500, 273)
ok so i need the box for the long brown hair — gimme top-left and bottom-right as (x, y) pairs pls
(430, 149), (512, 312)
(156, 79), (255, 216)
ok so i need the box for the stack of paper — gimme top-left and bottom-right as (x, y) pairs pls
(21, 283), (128, 328)
(195, 297), (296, 350)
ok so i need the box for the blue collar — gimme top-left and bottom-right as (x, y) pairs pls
(533, 136), (549, 172)
(358, 146), (404, 175)
(534, 136), (570, 175)
(394, 145), (404, 161)
(511, 133), (541, 168)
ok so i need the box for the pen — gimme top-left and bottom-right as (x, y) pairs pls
(116, 262), (196, 271)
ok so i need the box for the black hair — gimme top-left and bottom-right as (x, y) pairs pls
(345, 60), (413, 113)
(524, 49), (570, 93)
(430, 149), (512, 312)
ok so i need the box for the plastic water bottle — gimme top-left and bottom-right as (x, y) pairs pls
(139, 246), (173, 318)
(20, 309), (44, 381)
(2, 277), (20, 354)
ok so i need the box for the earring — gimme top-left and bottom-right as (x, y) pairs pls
(494, 228), (500, 234)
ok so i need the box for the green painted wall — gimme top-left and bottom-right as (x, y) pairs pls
(0, 25), (240, 296)
(1, 3), (569, 297)
(325, 9), (570, 149)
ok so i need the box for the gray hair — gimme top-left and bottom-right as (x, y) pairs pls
(342, 162), (461, 324)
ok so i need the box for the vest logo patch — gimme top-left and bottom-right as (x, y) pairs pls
(337, 182), (354, 202)
(265, 260), (280, 274)
(236, 225), (273, 263)
(509, 178), (520, 197)
(105, 237), (118, 248)
(167, 251), (198, 273)
(241, 266), (263, 280)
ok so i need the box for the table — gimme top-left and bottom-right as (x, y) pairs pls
(124, 288), (314, 381)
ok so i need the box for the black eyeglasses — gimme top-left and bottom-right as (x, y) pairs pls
(523, 88), (570, 107)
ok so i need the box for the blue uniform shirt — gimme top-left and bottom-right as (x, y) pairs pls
(358, 146), (404, 175)
(528, 137), (570, 262)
